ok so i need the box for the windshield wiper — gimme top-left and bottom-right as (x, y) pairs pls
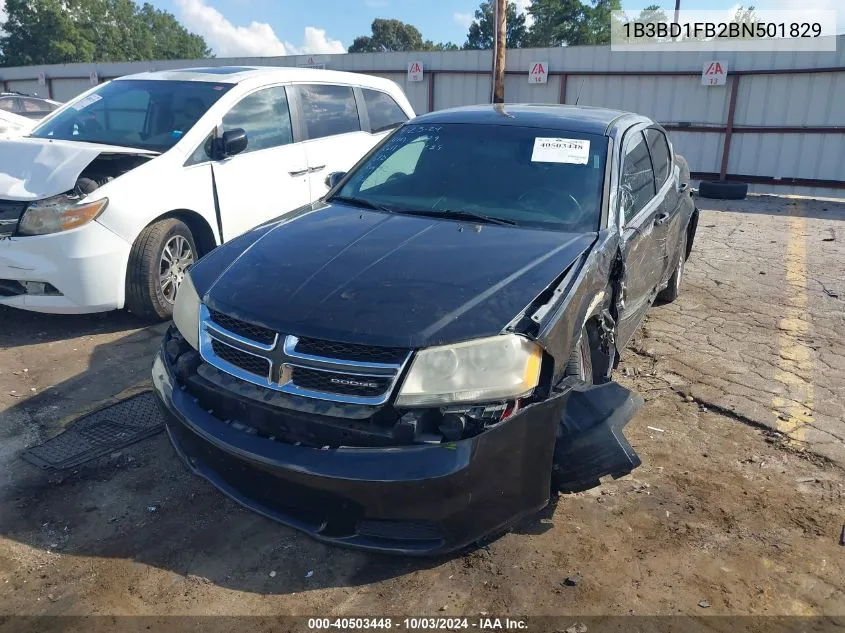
(404, 208), (518, 226)
(329, 195), (394, 213)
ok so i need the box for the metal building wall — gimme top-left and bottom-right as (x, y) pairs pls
(1, 37), (843, 194)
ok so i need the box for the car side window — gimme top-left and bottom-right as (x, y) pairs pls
(297, 84), (361, 140)
(362, 89), (408, 133)
(645, 128), (671, 188)
(221, 86), (293, 154)
(620, 131), (657, 224)
(0, 97), (20, 113)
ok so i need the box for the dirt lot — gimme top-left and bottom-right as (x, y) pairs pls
(0, 195), (843, 619)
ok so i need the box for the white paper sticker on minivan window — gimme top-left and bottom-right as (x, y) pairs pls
(531, 137), (590, 165)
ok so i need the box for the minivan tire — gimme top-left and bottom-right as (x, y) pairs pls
(698, 179), (748, 200)
(125, 218), (197, 321)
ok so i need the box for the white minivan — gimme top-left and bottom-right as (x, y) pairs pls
(0, 66), (415, 318)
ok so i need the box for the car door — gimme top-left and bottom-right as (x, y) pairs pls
(614, 127), (671, 351)
(644, 127), (685, 288)
(209, 85), (310, 240)
(294, 84), (378, 199)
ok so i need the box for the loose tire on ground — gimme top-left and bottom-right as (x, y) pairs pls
(125, 218), (197, 321)
(698, 179), (748, 200)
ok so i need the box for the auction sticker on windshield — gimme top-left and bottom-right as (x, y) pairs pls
(71, 94), (103, 111)
(531, 137), (590, 164)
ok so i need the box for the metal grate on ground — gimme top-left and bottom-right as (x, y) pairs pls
(22, 391), (164, 470)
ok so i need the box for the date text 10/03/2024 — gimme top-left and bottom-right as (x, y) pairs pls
(307, 617), (529, 630)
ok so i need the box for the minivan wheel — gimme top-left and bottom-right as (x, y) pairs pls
(125, 218), (196, 320)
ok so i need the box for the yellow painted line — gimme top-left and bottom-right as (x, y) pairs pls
(771, 196), (812, 445)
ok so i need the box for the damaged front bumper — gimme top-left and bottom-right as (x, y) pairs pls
(152, 343), (642, 556)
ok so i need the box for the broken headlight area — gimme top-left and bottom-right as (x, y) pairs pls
(162, 325), (540, 448)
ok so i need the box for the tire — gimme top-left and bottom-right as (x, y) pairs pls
(564, 328), (594, 386)
(657, 229), (687, 304)
(698, 179), (748, 200)
(125, 218), (197, 320)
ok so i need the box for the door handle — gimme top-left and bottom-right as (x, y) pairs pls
(308, 165), (326, 173)
(289, 168), (309, 177)
(654, 212), (671, 226)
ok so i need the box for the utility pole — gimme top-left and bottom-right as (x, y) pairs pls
(674, 0), (681, 41)
(492, 0), (506, 103)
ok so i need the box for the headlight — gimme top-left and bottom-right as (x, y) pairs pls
(18, 196), (108, 235)
(396, 334), (542, 407)
(172, 272), (200, 350)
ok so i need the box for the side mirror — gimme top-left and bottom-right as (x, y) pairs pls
(325, 171), (346, 189)
(219, 128), (248, 158)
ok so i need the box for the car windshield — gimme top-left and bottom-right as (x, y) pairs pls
(333, 122), (608, 232)
(31, 80), (233, 152)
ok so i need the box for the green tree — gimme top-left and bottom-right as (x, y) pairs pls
(348, 18), (426, 53)
(462, 0), (528, 50)
(527, 0), (621, 46)
(0, 0), (210, 67)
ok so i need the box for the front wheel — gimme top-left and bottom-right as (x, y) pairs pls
(125, 218), (196, 320)
(563, 329), (593, 386)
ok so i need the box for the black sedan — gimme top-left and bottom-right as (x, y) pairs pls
(152, 104), (698, 555)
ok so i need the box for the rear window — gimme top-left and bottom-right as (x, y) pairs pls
(362, 89), (408, 133)
(297, 84), (361, 140)
(645, 128), (671, 186)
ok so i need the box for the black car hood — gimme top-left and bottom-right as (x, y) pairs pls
(202, 203), (596, 348)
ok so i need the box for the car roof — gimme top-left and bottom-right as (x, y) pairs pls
(115, 66), (400, 92)
(410, 104), (644, 135)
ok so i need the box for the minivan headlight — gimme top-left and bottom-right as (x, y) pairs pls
(18, 196), (108, 235)
(172, 272), (200, 350)
(396, 334), (542, 407)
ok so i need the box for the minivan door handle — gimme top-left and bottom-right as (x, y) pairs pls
(289, 168), (309, 177)
(308, 165), (326, 173)
(654, 211), (671, 226)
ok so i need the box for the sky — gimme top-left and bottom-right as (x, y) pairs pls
(0, 0), (842, 57)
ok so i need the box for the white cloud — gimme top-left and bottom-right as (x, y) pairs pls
(298, 26), (346, 55)
(514, 0), (534, 27)
(175, 0), (345, 57)
(453, 12), (474, 29)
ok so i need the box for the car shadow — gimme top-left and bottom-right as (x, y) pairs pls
(0, 305), (150, 349)
(0, 313), (476, 597)
(696, 193), (845, 222)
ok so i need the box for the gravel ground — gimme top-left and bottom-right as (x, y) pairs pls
(0, 194), (843, 619)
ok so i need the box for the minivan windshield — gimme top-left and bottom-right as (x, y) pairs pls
(31, 80), (233, 152)
(333, 123), (608, 232)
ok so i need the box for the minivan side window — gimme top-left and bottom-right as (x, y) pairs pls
(620, 131), (657, 224)
(645, 128), (671, 187)
(297, 84), (361, 140)
(221, 86), (293, 154)
(362, 89), (408, 133)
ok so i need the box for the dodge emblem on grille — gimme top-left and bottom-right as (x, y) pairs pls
(330, 377), (380, 389)
(278, 364), (293, 386)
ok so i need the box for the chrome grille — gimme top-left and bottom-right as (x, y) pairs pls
(0, 200), (27, 238)
(294, 337), (407, 364)
(198, 305), (412, 405)
(210, 339), (271, 379)
(209, 310), (276, 346)
(291, 367), (393, 398)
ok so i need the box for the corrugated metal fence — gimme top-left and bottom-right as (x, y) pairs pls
(2, 37), (844, 197)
